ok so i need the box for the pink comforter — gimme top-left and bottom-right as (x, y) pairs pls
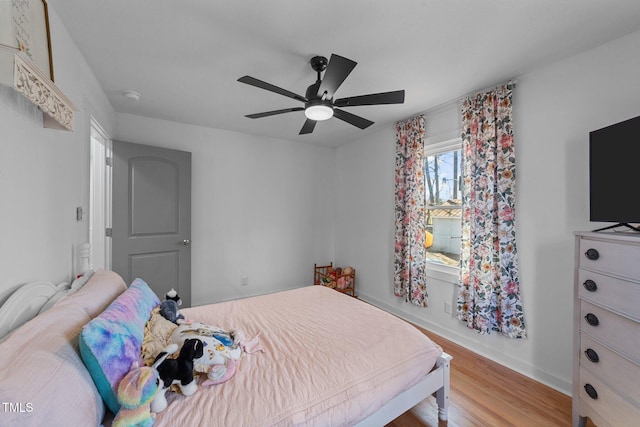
(154, 286), (442, 427)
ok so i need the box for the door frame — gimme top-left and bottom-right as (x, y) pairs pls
(89, 117), (112, 271)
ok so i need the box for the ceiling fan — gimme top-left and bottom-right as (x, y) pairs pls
(238, 54), (405, 135)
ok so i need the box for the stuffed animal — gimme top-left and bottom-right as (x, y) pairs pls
(112, 357), (167, 427)
(169, 321), (264, 387)
(337, 275), (351, 290)
(336, 266), (354, 290)
(159, 300), (182, 324)
(165, 289), (182, 306)
(158, 289), (184, 324)
(151, 339), (204, 413)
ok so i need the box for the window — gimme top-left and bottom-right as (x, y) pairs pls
(424, 139), (462, 268)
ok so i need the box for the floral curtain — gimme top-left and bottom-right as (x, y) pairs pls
(457, 85), (526, 338)
(394, 115), (428, 307)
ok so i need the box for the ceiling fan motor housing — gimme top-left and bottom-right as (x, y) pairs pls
(310, 56), (328, 73)
(307, 56), (329, 100)
(305, 80), (322, 100)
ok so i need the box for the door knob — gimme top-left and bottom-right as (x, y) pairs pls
(178, 239), (191, 246)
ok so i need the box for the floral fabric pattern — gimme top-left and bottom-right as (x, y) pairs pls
(457, 85), (526, 338)
(394, 115), (428, 307)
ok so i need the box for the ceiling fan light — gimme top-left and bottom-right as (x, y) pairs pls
(305, 103), (333, 121)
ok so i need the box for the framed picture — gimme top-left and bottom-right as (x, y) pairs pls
(0, 0), (54, 81)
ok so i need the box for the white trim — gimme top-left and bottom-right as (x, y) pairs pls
(89, 118), (112, 271)
(426, 263), (458, 284)
(425, 134), (462, 155)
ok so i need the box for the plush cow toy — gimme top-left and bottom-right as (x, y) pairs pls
(151, 339), (204, 413)
(169, 321), (254, 386)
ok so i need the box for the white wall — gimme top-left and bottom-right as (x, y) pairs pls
(115, 114), (336, 305)
(0, 3), (335, 309)
(335, 28), (640, 395)
(0, 8), (115, 301)
(4, 3), (640, 398)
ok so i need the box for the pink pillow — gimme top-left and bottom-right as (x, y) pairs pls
(55, 269), (126, 318)
(0, 303), (105, 426)
(0, 269), (127, 426)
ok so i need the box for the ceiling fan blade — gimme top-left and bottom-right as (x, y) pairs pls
(317, 54), (357, 99)
(299, 119), (317, 135)
(245, 107), (304, 119)
(334, 90), (405, 107)
(333, 109), (374, 129)
(238, 76), (307, 103)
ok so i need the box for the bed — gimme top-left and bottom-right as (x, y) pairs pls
(0, 269), (451, 427)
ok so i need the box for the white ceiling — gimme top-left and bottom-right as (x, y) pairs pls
(50, 0), (640, 147)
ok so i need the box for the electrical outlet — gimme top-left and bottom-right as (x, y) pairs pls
(444, 301), (452, 314)
(240, 276), (248, 286)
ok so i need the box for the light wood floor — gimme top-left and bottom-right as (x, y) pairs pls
(386, 328), (594, 427)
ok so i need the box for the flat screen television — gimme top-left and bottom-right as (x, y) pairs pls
(589, 114), (640, 232)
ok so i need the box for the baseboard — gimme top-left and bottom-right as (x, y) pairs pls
(357, 291), (572, 396)
(195, 284), (306, 305)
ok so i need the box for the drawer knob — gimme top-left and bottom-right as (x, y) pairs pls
(582, 279), (598, 292)
(584, 383), (598, 400)
(584, 248), (600, 260)
(584, 348), (599, 363)
(584, 313), (599, 326)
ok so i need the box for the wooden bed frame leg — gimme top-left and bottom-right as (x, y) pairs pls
(435, 352), (453, 421)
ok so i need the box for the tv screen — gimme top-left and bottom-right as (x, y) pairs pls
(589, 115), (640, 226)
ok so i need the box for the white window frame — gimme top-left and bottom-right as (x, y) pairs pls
(424, 134), (462, 282)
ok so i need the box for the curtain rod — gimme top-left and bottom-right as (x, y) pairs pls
(466, 79), (517, 96)
(420, 79), (518, 116)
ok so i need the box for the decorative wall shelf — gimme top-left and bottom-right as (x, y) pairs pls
(1, 46), (76, 131)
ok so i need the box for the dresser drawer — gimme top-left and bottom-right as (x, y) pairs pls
(580, 334), (640, 405)
(579, 238), (640, 279)
(580, 301), (640, 361)
(579, 367), (640, 426)
(578, 269), (640, 320)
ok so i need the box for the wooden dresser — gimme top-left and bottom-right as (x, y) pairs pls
(573, 231), (640, 426)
